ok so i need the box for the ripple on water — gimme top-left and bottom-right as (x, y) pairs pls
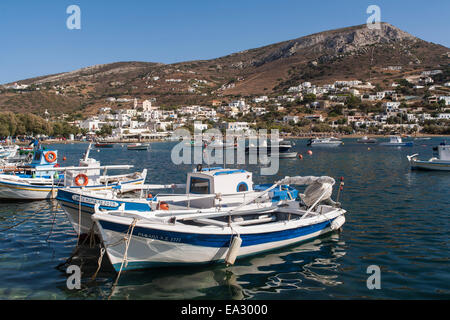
(0, 140), (449, 299)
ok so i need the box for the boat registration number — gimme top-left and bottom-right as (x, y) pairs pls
(72, 195), (119, 208)
(137, 232), (182, 243)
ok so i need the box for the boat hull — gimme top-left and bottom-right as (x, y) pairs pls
(410, 160), (450, 171)
(94, 212), (345, 271)
(56, 189), (152, 235)
(0, 177), (145, 200)
(380, 142), (413, 147)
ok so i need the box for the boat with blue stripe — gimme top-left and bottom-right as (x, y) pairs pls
(91, 175), (346, 271)
(0, 144), (146, 200)
(57, 166), (299, 236)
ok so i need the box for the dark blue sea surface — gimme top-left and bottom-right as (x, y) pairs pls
(0, 138), (449, 299)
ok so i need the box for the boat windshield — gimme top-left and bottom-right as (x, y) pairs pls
(189, 177), (210, 194)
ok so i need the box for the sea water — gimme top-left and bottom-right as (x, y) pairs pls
(0, 138), (448, 299)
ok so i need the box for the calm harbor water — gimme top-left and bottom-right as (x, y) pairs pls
(0, 138), (449, 300)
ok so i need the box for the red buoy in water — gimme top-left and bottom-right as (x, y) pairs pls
(63, 156), (67, 161)
(298, 154), (303, 160)
(307, 150), (313, 156)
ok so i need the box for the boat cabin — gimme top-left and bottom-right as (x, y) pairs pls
(187, 167), (253, 194)
(184, 167), (254, 208)
(437, 143), (450, 161)
(390, 136), (403, 143)
(65, 157), (102, 187)
(179, 166), (298, 209)
(20, 149), (60, 178)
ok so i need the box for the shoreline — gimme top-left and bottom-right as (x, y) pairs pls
(6, 134), (449, 146)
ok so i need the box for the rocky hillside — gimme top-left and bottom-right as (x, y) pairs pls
(1, 23), (448, 116)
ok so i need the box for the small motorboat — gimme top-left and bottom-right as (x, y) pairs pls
(307, 137), (343, 147)
(91, 175), (346, 271)
(245, 139), (293, 154)
(57, 166), (298, 236)
(127, 143), (150, 151)
(95, 143), (114, 148)
(357, 136), (377, 144)
(407, 141), (450, 171)
(380, 136), (413, 147)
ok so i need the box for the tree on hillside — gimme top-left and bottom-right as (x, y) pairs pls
(345, 95), (361, 108)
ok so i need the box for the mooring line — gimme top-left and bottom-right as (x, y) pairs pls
(107, 218), (138, 300)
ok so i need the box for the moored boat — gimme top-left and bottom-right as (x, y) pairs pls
(127, 143), (150, 151)
(91, 175), (346, 271)
(357, 136), (377, 144)
(307, 137), (343, 147)
(380, 136), (413, 147)
(407, 141), (450, 171)
(95, 143), (114, 148)
(57, 166), (298, 236)
(245, 139), (293, 154)
(0, 144), (146, 200)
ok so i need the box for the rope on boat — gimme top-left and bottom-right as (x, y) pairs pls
(55, 223), (97, 270)
(108, 217), (138, 300)
(91, 247), (106, 282)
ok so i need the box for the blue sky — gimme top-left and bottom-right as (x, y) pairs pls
(0, 0), (449, 84)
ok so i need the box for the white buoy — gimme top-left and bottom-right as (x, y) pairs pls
(330, 215), (346, 231)
(225, 236), (242, 266)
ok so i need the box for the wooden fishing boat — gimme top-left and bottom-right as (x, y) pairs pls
(0, 144), (146, 200)
(57, 166), (298, 236)
(91, 175), (346, 271)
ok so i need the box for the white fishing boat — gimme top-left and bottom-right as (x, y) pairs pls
(0, 144), (146, 200)
(57, 166), (298, 236)
(357, 136), (377, 144)
(307, 137), (343, 147)
(380, 136), (413, 147)
(91, 175), (346, 271)
(407, 142), (450, 171)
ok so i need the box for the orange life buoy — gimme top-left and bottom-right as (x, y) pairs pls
(159, 202), (169, 211)
(74, 174), (89, 187)
(45, 151), (57, 163)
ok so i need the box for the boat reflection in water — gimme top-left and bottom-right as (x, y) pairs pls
(67, 232), (345, 300)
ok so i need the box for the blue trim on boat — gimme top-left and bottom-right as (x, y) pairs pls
(109, 223), (336, 272)
(0, 178), (144, 190)
(56, 188), (152, 212)
(236, 182), (248, 192)
(98, 217), (335, 249)
(213, 169), (246, 176)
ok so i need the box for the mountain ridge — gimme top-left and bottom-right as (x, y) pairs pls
(1, 22), (448, 116)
